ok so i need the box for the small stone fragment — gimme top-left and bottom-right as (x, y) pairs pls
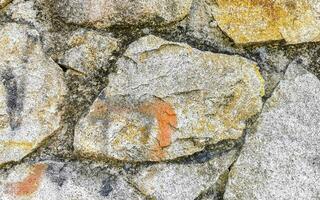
(56, 29), (119, 75)
(131, 150), (238, 200)
(213, 0), (320, 44)
(74, 35), (264, 162)
(224, 65), (320, 200)
(56, 0), (193, 29)
(0, 161), (143, 200)
(0, 23), (67, 165)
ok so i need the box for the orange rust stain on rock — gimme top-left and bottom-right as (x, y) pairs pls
(150, 145), (166, 161)
(139, 99), (177, 148)
(7, 163), (47, 196)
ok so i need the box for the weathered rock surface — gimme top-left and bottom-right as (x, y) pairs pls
(74, 35), (264, 162)
(0, 0), (58, 55)
(0, 0), (11, 8)
(0, 23), (67, 165)
(186, 0), (244, 53)
(131, 149), (238, 200)
(56, 0), (193, 29)
(224, 64), (320, 199)
(56, 29), (119, 75)
(0, 0), (319, 199)
(0, 161), (142, 200)
(4, 0), (37, 24)
(213, 0), (320, 44)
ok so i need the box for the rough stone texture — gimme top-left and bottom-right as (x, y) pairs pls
(56, 29), (119, 75)
(185, 0), (244, 53)
(0, 0), (11, 8)
(1, 0), (65, 60)
(224, 64), (320, 200)
(0, 23), (67, 165)
(74, 35), (264, 162)
(0, 0), (319, 199)
(56, 0), (193, 29)
(4, 0), (37, 24)
(213, 0), (320, 44)
(0, 161), (143, 200)
(131, 149), (238, 200)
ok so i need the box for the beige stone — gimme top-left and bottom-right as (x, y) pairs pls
(74, 35), (264, 162)
(56, 29), (119, 75)
(0, 23), (67, 165)
(56, 0), (193, 29)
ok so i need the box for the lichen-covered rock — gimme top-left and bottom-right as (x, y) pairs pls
(56, 29), (119, 75)
(74, 35), (264, 162)
(0, 23), (67, 165)
(56, 0), (193, 29)
(0, 0), (11, 8)
(186, 0), (243, 53)
(0, 161), (143, 200)
(224, 65), (320, 200)
(131, 149), (238, 200)
(213, 0), (320, 44)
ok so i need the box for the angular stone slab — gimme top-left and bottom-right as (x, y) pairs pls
(56, 29), (119, 75)
(56, 0), (192, 29)
(74, 35), (264, 162)
(0, 161), (142, 200)
(213, 0), (320, 44)
(224, 65), (320, 200)
(131, 149), (238, 200)
(0, 23), (67, 165)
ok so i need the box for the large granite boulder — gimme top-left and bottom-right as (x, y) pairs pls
(0, 23), (67, 165)
(224, 64), (320, 200)
(74, 35), (264, 162)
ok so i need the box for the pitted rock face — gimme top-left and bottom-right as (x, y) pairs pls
(224, 65), (320, 200)
(56, 0), (193, 29)
(213, 0), (320, 44)
(0, 23), (67, 165)
(74, 35), (265, 162)
(0, 161), (142, 200)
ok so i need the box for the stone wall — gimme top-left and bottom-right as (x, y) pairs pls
(0, 0), (319, 199)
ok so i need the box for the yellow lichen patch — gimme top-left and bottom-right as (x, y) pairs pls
(0, 36), (10, 49)
(215, 72), (262, 135)
(216, 86), (245, 131)
(112, 123), (148, 147)
(68, 35), (86, 47)
(253, 64), (266, 97)
(192, 118), (217, 134)
(0, 115), (9, 129)
(214, 0), (320, 44)
(0, 141), (34, 150)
